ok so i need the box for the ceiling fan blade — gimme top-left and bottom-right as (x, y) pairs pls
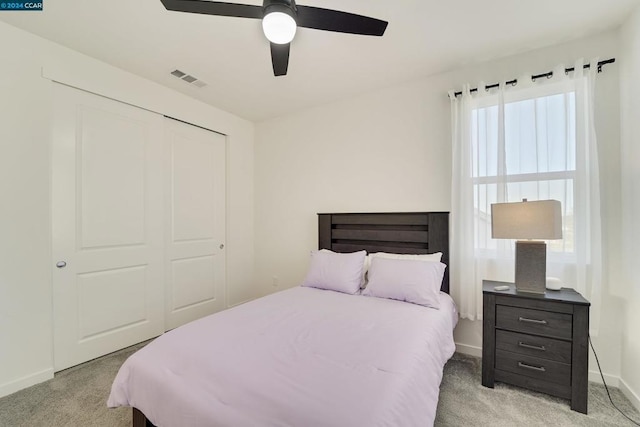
(270, 43), (290, 76)
(296, 5), (387, 36)
(160, 0), (262, 19)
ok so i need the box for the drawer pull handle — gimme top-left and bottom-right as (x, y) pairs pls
(518, 361), (546, 372)
(518, 316), (547, 325)
(518, 341), (546, 351)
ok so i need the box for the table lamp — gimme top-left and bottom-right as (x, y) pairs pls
(491, 199), (562, 294)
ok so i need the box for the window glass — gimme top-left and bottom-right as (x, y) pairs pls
(472, 92), (576, 254)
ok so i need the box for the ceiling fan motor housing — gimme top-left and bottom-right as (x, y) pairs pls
(263, 0), (297, 20)
(263, 0), (297, 16)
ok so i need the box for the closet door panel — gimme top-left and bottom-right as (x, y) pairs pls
(171, 255), (216, 311)
(52, 84), (164, 371)
(171, 136), (217, 241)
(165, 119), (226, 330)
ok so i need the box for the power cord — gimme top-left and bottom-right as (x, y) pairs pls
(589, 335), (640, 426)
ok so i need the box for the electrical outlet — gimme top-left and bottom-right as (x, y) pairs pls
(272, 276), (279, 287)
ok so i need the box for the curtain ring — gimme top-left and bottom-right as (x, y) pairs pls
(598, 64), (603, 73)
(511, 80), (517, 87)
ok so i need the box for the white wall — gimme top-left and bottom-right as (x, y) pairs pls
(0, 45), (53, 400)
(619, 4), (640, 410)
(255, 82), (451, 292)
(255, 30), (625, 384)
(0, 20), (256, 397)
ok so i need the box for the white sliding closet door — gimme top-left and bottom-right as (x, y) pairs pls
(164, 119), (226, 331)
(52, 84), (165, 371)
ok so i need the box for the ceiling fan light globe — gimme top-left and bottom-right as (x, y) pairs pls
(262, 11), (297, 44)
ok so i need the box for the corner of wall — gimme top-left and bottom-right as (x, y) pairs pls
(618, 2), (640, 412)
(620, 377), (640, 412)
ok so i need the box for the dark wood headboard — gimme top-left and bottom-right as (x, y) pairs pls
(318, 212), (450, 294)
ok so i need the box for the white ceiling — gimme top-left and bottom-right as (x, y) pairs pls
(1, 0), (638, 121)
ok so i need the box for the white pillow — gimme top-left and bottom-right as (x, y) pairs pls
(362, 257), (446, 309)
(302, 250), (366, 294)
(364, 252), (443, 282)
(368, 251), (442, 265)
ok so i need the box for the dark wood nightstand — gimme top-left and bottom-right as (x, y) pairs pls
(482, 280), (590, 414)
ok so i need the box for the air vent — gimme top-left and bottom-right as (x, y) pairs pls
(170, 69), (208, 88)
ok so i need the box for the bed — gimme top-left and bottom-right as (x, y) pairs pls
(108, 212), (456, 426)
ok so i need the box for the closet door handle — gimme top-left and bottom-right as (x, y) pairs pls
(56, 261), (67, 268)
(518, 316), (547, 325)
(518, 362), (546, 372)
(518, 341), (546, 351)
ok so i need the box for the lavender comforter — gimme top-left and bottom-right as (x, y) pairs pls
(108, 286), (457, 426)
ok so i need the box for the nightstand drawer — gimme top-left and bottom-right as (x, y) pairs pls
(496, 305), (572, 340)
(496, 349), (571, 386)
(496, 330), (572, 364)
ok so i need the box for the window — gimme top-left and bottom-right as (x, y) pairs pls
(450, 61), (602, 322)
(471, 90), (576, 256)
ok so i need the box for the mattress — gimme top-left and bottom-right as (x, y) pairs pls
(108, 286), (458, 426)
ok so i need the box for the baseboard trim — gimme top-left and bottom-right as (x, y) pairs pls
(455, 342), (482, 357)
(619, 378), (640, 412)
(0, 368), (53, 399)
(588, 370), (620, 387)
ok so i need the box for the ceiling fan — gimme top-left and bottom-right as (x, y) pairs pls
(160, 0), (388, 76)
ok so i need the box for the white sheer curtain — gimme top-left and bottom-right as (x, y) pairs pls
(449, 59), (602, 332)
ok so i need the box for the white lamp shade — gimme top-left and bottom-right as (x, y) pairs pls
(491, 199), (562, 240)
(262, 11), (297, 44)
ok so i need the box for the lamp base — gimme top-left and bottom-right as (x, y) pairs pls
(515, 241), (546, 294)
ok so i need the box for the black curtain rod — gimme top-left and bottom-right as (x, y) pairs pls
(451, 58), (615, 98)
